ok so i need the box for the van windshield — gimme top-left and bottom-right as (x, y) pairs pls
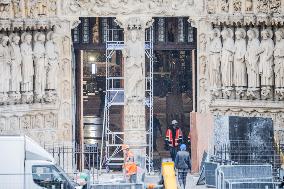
(32, 165), (77, 188)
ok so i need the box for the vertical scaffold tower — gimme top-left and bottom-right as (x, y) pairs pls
(100, 26), (154, 173)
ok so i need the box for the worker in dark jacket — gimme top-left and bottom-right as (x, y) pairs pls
(175, 144), (191, 189)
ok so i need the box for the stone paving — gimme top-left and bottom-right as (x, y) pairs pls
(185, 174), (208, 189)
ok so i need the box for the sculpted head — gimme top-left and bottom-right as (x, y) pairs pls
(209, 28), (220, 40)
(37, 33), (46, 42)
(12, 35), (20, 45)
(235, 28), (246, 40)
(24, 34), (32, 44)
(275, 29), (284, 42)
(221, 28), (233, 40)
(1, 36), (9, 46)
(247, 29), (256, 41)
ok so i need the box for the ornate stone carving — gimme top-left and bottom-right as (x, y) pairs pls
(12, 0), (24, 18)
(199, 33), (207, 52)
(0, 35), (11, 105)
(68, 0), (198, 16)
(0, 0), (11, 18)
(233, 0), (242, 12)
(45, 113), (56, 129)
(0, 117), (7, 133)
(21, 115), (31, 130)
(246, 28), (260, 99)
(234, 28), (247, 98)
(274, 29), (284, 91)
(8, 34), (22, 104)
(46, 31), (59, 102)
(207, 0), (216, 14)
(245, 0), (253, 12)
(20, 32), (34, 103)
(9, 116), (19, 131)
(259, 29), (274, 99)
(221, 28), (234, 98)
(34, 32), (46, 103)
(34, 114), (44, 129)
(220, 0), (229, 13)
(208, 28), (222, 96)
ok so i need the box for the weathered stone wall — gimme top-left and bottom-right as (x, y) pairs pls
(0, 1), (72, 146)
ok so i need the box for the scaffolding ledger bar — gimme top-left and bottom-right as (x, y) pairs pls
(100, 27), (154, 173)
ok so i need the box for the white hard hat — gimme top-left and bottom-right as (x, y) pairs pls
(171, 120), (178, 125)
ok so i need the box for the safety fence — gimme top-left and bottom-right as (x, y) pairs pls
(90, 183), (144, 189)
(212, 140), (282, 178)
(44, 143), (100, 175)
(215, 164), (278, 189)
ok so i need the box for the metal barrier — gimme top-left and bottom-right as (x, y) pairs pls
(90, 183), (144, 189)
(216, 164), (274, 189)
(44, 144), (100, 175)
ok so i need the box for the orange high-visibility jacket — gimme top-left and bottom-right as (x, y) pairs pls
(125, 162), (137, 176)
(165, 128), (183, 147)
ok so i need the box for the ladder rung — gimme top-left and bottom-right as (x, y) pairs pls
(107, 163), (123, 166)
(106, 144), (123, 147)
(108, 157), (124, 161)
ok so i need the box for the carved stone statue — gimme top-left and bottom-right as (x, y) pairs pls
(124, 29), (144, 100)
(20, 33), (34, 102)
(221, 28), (234, 89)
(234, 28), (247, 89)
(274, 29), (284, 100)
(274, 29), (284, 89)
(45, 32), (59, 102)
(245, 28), (260, 99)
(92, 18), (100, 44)
(208, 28), (222, 97)
(259, 29), (274, 99)
(9, 34), (22, 103)
(34, 32), (46, 102)
(0, 35), (11, 104)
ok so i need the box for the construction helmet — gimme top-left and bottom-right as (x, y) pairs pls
(122, 144), (130, 150)
(171, 120), (178, 125)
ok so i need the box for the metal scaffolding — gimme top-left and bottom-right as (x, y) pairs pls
(100, 27), (154, 172)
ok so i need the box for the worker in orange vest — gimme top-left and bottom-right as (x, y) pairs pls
(165, 120), (183, 161)
(122, 144), (137, 183)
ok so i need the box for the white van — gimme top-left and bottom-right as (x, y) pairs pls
(0, 135), (80, 189)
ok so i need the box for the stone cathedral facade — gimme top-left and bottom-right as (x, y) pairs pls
(0, 0), (284, 156)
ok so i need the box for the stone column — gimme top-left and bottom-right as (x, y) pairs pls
(116, 16), (153, 168)
(189, 17), (212, 113)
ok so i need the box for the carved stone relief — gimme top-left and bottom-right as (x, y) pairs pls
(67, 0), (199, 17)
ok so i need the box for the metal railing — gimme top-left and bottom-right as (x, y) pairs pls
(216, 164), (275, 189)
(45, 144), (99, 176)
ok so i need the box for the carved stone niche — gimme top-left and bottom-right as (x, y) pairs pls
(0, 0), (11, 19)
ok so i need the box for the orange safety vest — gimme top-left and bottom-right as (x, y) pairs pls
(125, 162), (137, 176)
(165, 128), (183, 147)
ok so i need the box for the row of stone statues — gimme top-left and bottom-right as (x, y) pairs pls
(0, 31), (59, 105)
(208, 27), (284, 100)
